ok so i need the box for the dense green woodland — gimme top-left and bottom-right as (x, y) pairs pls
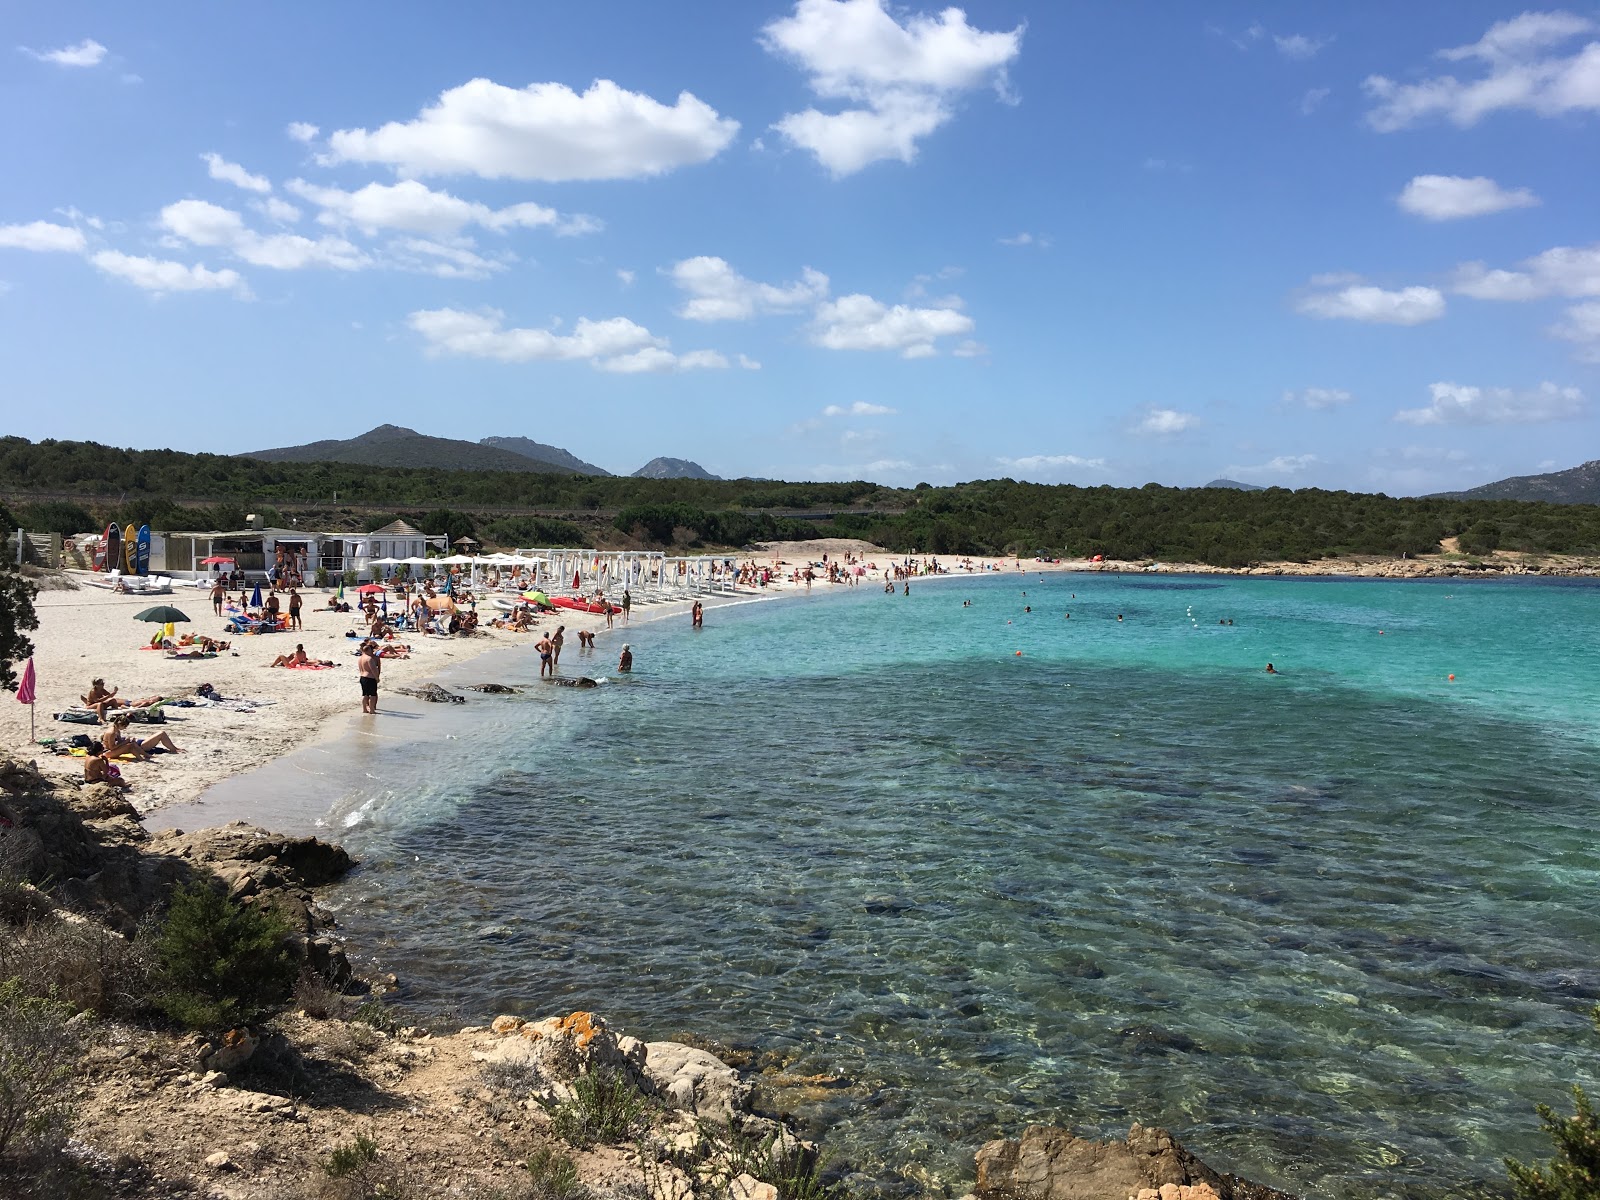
(5, 436), (1600, 565)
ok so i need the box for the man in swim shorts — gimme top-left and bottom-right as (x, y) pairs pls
(358, 640), (381, 713)
(535, 632), (553, 678)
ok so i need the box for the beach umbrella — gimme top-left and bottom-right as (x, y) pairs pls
(521, 590), (549, 605)
(250, 582), (263, 608)
(336, 579), (345, 601)
(356, 583), (386, 595)
(201, 555), (235, 565)
(134, 605), (190, 624)
(572, 569), (581, 590)
(16, 657), (36, 743)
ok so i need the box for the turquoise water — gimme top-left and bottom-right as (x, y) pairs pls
(317, 574), (1600, 1198)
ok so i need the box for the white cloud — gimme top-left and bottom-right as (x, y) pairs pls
(160, 199), (370, 271)
(285, 178), (598, 238)
(952, 339), (987, 357)
(1225, 454), (1320, 479)
(998, 231), (1050, 247)
(1300, 87), (1331, 114)
(669, 256), (829, 321)
(1395, 381), (1585, 426)
(1295, 280), (1446, 325)
(89, 250), (244, 295)
(822, 401), (896, 416)
(256, 197), (301, 224)
(286, 122), (320, 143)
(1452, 241), (1600, 301)
(0, 221), (88, 253)
(1275, 33), (1329, 59)
(1364, 12), (1600, 131)
(201, 152), (272, 194)
(617, 269), (635, 287)
(762, 0), (1024, 175)
(811, 292), (973, 356)
(1552, 301), (1600, 360)
(1283, 387), (1353, 410)
(999, 454), (1107, 471)
(738, 354), (762, 370)
(1132, 409), (1200, 436)
(20, 39), (107, 67)
(324, 78), (739, 181)
(386, 237), (505, 280)
(1397, 174), (1539, 220)
(408, 307), (728, 373)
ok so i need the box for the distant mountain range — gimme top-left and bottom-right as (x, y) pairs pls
(241, 424), (716, 479)
(1433, 459), (1600, 504)
(633, 456), (719, 480)
(1202, 478), (1265, 491)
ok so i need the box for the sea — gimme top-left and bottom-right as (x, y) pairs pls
(181, 571), (1600, 1198)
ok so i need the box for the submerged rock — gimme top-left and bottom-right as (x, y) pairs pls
(465, 683), (522, 694)
(396, 682), (466, 703)
(543, 676), (600, 689)
(974, 1124), (1298, 1200)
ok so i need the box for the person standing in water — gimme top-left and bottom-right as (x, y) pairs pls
(618, 644), (633, 673)
(691, 600), (703, 628)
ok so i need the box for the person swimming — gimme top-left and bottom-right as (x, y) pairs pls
(1265, 663), (1278, 674)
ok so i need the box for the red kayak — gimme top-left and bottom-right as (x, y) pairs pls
(551, 596), (612, 615)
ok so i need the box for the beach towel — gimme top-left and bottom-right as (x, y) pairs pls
(53, 709), (101, 725)
(286, 663), (334, 671)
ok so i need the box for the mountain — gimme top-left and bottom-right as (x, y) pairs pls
(1203, 478), (1264, 491)
(243, 425), (578, 474)
(479, 436), (610, 476)
(1434, 460), (1600, 504)
(632, 457), (718, 480)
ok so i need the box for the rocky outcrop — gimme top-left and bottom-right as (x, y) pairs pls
(543, 676), (599, 689)
(396, 682), (466, 703)
(974, 1124), (1298, 1200)
(644, 1039), (752, 1121)
(465, 683), (522, 694)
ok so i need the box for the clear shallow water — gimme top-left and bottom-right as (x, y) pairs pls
(312, 574), (1600, 1198)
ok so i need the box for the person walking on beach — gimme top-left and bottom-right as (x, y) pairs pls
(210, 579), (225, 617)
(358, 640), (381, 714)
(535, 632), (554, 678)
(288, 588), (303, 630)
(621, 588), (631, 624)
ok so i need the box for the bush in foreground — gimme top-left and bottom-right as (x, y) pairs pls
(1507, 1005), (1600, 1200)
(0, 977), (83, 1161)
(548, 1069), (649, 1149)
(153, 881), (296, 1030)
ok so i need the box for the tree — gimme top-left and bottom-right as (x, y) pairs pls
(1507, 1005), (1600, 1199)
(0, 568), (38, 693)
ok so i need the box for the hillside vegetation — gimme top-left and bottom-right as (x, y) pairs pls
(6, 436), (1600, 565)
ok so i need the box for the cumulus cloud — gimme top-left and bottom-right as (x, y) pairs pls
(952, 339), (987, 357)
(810, 292), (973, 356)
(1452, 241), (1600, 301)
(999, 454), (1107, 471)
(160, 199), (370, 271)
(669, 256), (829, 321)
(1275, 33), (1329, 59)
(408, 307), (729, 373)
(201, 153), (272, 194)
(286, 122), (320, 143)
(285, 178), (597, 238)
(1364, 12), (1600, 131)
(20, 39), (107, 67)
(1132, 409), (1200, 436)
(0, 221), (88, 253)
(761, 0), (1023, 175)
(1394, 381), (1585, 425)
(738, 354), (762, 370)
(1551, 302), (1600, 360)
(823, 401), (896, 416)
(1295, 280), (1446, 324)
(385, 237), (506, 280)
(256, 197), (301, 224)
(1283, 387), (1353, 409)
(324, 78), (739, 181)
(1300, 87), (1331, 114)
(1397, 174), (1539, 220)
(89, 250), (244, 295)
(617, 269), (635, 287)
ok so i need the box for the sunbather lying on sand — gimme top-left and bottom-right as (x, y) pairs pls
(269, 644), (337, 668)
(102, 715), (183, 761)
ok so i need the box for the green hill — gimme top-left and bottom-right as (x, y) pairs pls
(479, 436), (610, 476)
(244, 425), (578, 474)
(1435, 460), (1600, 504)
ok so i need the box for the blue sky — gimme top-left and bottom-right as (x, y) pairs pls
(2, 3), (1596, 492)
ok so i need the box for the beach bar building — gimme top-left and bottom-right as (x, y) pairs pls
(158, 518), (445, 580)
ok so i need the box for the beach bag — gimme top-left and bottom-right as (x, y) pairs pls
(68, 734), (98, 750)
(124, 708), (166, 725)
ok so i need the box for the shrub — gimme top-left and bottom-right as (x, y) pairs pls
(0, 913), (155, 1018)
(548, 1069), (649, 1149)
(315, 566), (329, 588)
(152, 881), (296, 1030)
(1507, 1005), (1600, 1199)
(522, 1147), (590, 1200)
(320, 1133), (409, 1199)
(0, 977), (83, 1160)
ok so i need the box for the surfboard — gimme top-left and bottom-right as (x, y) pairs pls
(102, 524), (119, 572)
(122, 524), (136, 573)
(135, 525), (151, 576)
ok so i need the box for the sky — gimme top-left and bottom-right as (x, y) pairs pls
(2, 2), (1597, 493)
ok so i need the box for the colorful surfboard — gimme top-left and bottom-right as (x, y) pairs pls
(135, 525), (151, 576)
(122, 524), (136, 573)
(103, 524), (120, 572)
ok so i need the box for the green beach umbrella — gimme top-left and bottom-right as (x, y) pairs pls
(133, 605), (191, 624)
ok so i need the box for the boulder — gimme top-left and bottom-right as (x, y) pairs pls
(396, 683), (465, 704)
(466, 683), (522, 694)
(543, 676), (600, 689)
(644, 1040), (752, 1122)
(974, 1124), (1298, 1200)
(474, 1011), (648, 1091)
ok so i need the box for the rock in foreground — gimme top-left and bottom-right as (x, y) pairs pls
(975, 1123), (1298, 1200)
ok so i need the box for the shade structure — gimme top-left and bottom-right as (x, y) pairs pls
(17, 658), (36, 705)
(368, 557), (402, 566)
(355, 583), (386, 595)
(572, 570), (581, 589)
(520, 590), (550, 604)
(134, 605), (191, 624)
(250, 583), (262, 608)
(200, 555), (235, 565)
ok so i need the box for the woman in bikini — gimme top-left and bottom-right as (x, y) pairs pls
(102, 715), (183, 760)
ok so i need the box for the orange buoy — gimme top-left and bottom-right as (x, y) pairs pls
(1448, 674), (1455, 681)
(1015, 650), (1022, 656)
